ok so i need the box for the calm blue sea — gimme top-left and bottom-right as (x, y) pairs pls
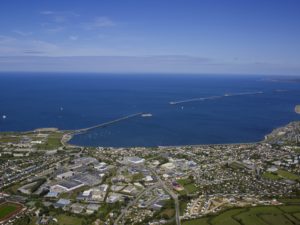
(0, 73), (299, 147)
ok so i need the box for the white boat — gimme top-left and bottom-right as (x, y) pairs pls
(141, 113), (152, 117)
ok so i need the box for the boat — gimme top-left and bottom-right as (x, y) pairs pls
(141, 113), (152, 117)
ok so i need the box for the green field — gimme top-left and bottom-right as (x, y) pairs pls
(293, 212), (300, 220)
(0, 136), (20, 143)
(177, 178), (198, 195)
(183, 205), (300, 225)
(229, 161), (245, 170)
(279, 198), (300, 204)
(235, 206), (282, 225)
(293, 147), (300, 153)
(277, 169), (300, 180)
(180, 200), (188, 216)
(3, 182), (22, 194)
(131, 172), (144, 181)
(0, 202), (20, 220)
(36, 132), (63, 150)
(160, 208), (175, 219)
(263, 169), (300, 181)
(279, 205), (300, 213)
(56, 214), (84, 225)
(262, 172), (281, 180)
(211, 208), (246, 225)
(183, 217), (210, 225)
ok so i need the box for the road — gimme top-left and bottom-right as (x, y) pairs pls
(149, 167), (181, 225)
(113, 184), (158, 225)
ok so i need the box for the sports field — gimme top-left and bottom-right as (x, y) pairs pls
(0, 202), (23, 222)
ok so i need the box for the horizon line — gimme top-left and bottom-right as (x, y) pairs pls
(0, 71), (299, 77)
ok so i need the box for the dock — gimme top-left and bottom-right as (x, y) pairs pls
(61, 112), (145, 147)
(169, 91), (264, 105)
(73, 112), (144, 135)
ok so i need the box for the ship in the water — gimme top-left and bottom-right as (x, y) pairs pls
(141, 113), (153, 117)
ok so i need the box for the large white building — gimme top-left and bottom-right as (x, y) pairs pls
(56, 171), (74, 179)
(50, 180), (84, 193)
(124, 157), (145, 165)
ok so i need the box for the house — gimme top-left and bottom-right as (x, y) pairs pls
(54, 198), (71, 208)
(86, 204), (100, 214)
(71, 203), (85, 214)
(45, 191), (59, 198)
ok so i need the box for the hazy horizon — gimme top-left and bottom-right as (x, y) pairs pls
(0, 0), (300, 75)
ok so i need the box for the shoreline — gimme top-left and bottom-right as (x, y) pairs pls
(68, 133), (261, 148)
(296, 105), (300, 114)
(0, 127), (266, 149)
(56, 116), (300, 148)
(1, 120), (298, 149)
(61, 113), (266, 148)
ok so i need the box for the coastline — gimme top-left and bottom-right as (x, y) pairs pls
(296, 105), (300, 114)
(1, 118), (299, 149)
(33, 121), (300, 149)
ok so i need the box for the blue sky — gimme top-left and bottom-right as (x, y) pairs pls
(0, 0), (299, 75)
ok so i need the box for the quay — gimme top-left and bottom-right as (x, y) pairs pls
(61, 112), (145, 147)
(73, 112), (144, 135)
(169, 91), (264, 105)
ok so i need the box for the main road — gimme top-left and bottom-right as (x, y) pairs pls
(113, 184), (159, 225)
(114, 167), (181, 225)
(149, 167), (181, 225)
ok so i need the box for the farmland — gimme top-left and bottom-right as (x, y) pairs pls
(183, 204), (300, 225)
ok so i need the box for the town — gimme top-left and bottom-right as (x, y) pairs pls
(0, 122), (300, 225)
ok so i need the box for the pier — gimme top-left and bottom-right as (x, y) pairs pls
(169, 91), (264, 105)
(170, 96), (221, 105)
(73, 112), (144, 135)
(61, 112), (145, 147)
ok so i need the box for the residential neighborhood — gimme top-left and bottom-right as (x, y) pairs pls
(1, 122), (300, 224)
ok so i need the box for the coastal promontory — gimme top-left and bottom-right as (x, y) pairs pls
(296, 105), (300, 114)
